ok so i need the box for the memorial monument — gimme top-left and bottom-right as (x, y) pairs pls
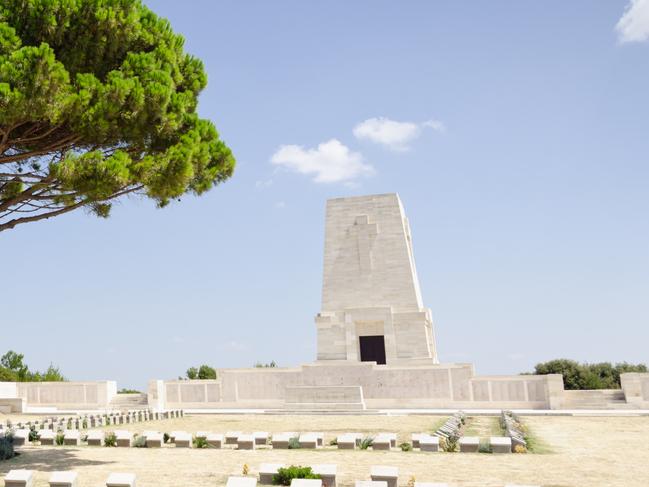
(316, 194), (438, 364)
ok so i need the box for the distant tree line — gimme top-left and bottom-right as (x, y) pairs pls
(526, 359), (647, 390)
(0, 350), (66, 382)
(254, 361), (277, 368)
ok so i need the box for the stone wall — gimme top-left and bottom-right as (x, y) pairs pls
(621, 372), (649, 406)
(14, 381), (117, 410)
(150, 363), (565, 410)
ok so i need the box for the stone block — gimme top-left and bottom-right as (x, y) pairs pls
(49, 471), (78, 487)
(226, 477), (257, 487)
(238, 434), (255, 450)
(225, 431), (241, 444)
(174, 431), (192, 448)
(299, 433), (319, 449)
(145, 432), (163, 448)
(370, 466), (398, 487)
(87, 430), (104, 446)
(63, 430), (80, 446)
(291, 480), (321, 487)
(459, 436), (479, 453)
(411, 433), (421, 449)
(355, 482), (387, 487)
(169, 431), (183, 443)
(115, 430), (132, 447)
(105, 472), (136, 487)
(419, 435), (439, 452)
(253, 431), (269, 445)
(414, 483), (449, 487)
(207, 433), (223, 448)
(13, 429), (29, 446)
(372, 435), (391, 451)
(271, 433), (291, 449)
(259, 463), (285, 484)
(5, 469), (34, 487)
(336, 434), (356, 450)
(39, 430), (56, 445)
(311, 464), (336, 487)
(490, 436), (512, 454)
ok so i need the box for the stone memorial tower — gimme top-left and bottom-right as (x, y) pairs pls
(315, 193), (438, 364)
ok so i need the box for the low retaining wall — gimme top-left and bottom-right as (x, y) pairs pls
(14, 381), (117, 410)
(149, 362), (565, 410)
(621, 373), (649, 407)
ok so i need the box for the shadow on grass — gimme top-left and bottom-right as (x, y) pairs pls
(0, 447), (115, 473)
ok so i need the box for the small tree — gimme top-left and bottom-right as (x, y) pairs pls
(185, 364), (216, 380)
(197, 364), (217, 379)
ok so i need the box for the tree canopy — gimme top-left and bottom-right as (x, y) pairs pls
(0, 0), (234, 232)
(185, 364), (217, 380)
(527, 358), (647, 390)
(0, 350), (66, 382)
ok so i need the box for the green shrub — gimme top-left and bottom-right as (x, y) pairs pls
(287, 438), (301, 449)
(272, 466), (321, 486)
(104, 432), (117, 447)
(55, 433), (65, 446)
(82, 419), (88, 429)
(193, 437), (208, 448)
(478, 440), (492, 453)
(28, 427), (39, 442)
(163, 432), (171, 444)
(529, 359), (648, 390)
(0, 435), (15, 460)
(329, 438), (338, 446)
(133, 435), (147, 448)
(399, 442), (412, 451)
(440, 434), (459, 452)
(359, 436), (374, 450)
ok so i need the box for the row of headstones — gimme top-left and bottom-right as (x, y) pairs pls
(1, 409), (183, 435)
(500, 410), (527, 452)
(15, 428), (511, 453)
(3, 467), (540, 487)
(432, 411), (466, 441)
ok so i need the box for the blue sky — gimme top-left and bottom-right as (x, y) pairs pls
(2, 1), (648, 389)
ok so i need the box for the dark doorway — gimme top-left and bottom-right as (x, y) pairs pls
(359, 335), (386, 365)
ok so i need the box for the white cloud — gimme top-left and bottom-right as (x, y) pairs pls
(270, 139), (373, 183)
(616, 0), (649, 43)
(353, 116), (445, 151)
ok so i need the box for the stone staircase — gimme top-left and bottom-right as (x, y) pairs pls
(109, 393), (149, 410)
(562, 389), (633, 409)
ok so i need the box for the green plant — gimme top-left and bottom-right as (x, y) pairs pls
(163, 432), (171, 444)
(287, 437), (301, 449)
(118, 388), (142, 394)
(104, 432), (117, 447)
(359, 436), (374, 450)
(272, 466), (320, 486)
(55, 432), (65, 446)
(242, 464), (250, 476)
(399, 442), (412, 452)
(440, 434), (459, 452)
(82, 419), (88, 429)
(528, 359), (647, 390)
(329, 438), (338, 446)
(193, 437), (208, 448)
(0, 435), (15, 460)
(133, 435), (147, 448)
(28, 427), (39, 442)
(478, 440), (492, 453)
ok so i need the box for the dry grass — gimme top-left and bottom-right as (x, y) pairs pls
(1, 413), (648, 487)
